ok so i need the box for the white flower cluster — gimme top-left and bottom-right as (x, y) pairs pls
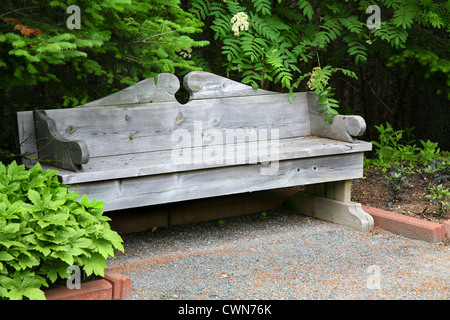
(179, 47), (192, 59)
(231, 12), (249, 37)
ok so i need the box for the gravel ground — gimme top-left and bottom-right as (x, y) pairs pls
(107, 208), (449, 300)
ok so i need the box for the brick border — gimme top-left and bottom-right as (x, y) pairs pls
(362, 205), (448, 243)
(44, 270), (131, 300)
(104, 270), (132, 300)
(44, 279), (112, 300)
(443, 221), (450, 239)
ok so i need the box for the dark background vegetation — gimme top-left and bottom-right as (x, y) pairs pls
(1, 0), (449, 164)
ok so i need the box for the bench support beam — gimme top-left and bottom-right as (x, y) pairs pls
(284, 180), (374, 231)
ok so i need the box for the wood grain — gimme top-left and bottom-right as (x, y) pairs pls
(33, 110), (89, 172)
(307, 91), (367, 142)
(46, 137), (371, 184)
(42, 92), (311, 158)
(82, 73), (180, 106)
(16, 71), (373, 225)
(71, 153), (365, 212)
(184, 71), (273, 100)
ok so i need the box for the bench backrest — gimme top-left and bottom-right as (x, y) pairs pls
(21, 72), (312, 160)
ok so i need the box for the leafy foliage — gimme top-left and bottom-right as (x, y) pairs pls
(0, 0), (208, 107)
(0, 0), (209, 163)
(0, 161), (124, 300)
(426, 184), (450, 216)
(188, 0), (449, 123)
(369, 122), (443, 169)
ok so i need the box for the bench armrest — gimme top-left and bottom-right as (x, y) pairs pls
(307, 91), (367, 143)
(34, 110), (89, 172)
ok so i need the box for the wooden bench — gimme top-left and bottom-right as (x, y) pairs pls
(16, 71), (374, 231)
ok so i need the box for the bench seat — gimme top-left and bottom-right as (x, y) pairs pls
(49, 136), (371, 185)
(16, 71), (374, 231)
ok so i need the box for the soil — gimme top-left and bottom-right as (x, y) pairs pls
(351, 165), (449, 224)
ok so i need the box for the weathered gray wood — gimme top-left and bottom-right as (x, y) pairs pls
(285, 180), (374, 231)
(305, 180), (352, 202)
(71, 153), (365, 212)
(16, 72), (369, 165)
(34, 110), (89, 172)
(307, 91), (367, 143)
(15, 71), (374, 232)
(16, 111), (38, 166)
(50, 137), (371, 184)
(41, 92), (311, 158)
(284, 190), (374, 231)
(82, 73), (180, 106)
(184, 71), (273, 100)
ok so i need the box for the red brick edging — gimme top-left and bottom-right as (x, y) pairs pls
(362, 205), (449, 243)
(44, 270), (131, 300)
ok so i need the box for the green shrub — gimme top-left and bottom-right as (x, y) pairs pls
(0, 161), (124, 300)
(369, 122), (442, 169)
(426, 184), (450, 216)
(0, 0), (208, 108)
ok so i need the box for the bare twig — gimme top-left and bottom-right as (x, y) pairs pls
(1, 5), (47, 17)
(367, 82), (394, 114)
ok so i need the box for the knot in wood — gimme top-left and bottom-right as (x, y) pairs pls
(176, 112), (186, 125)
(66, 125), (75, 134)
(211, 117), (220, 126)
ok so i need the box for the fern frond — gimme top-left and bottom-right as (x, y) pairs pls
(249, 12), (286, 42)
(340, 16), (365, 34)
(298, 0), (314, 21)
(241, 34), (267, 62)
(343, 36), (368, 64)
(393, 3), (416, 29)
(251, 0), (272, 15)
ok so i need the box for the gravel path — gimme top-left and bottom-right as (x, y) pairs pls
(107, 208), (449, 300)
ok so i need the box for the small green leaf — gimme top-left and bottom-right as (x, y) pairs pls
(85, 199), (105, 209)
(79, 194), (90, 207)
(27, 189), (42, 207)
(50, 250), (74, 266)
(0, 252), (14, 261)
(7, 276), (47, 300)
(72, 237), (92, 248)
(92, 238), (115, 259)
(81, 253), (107, 277)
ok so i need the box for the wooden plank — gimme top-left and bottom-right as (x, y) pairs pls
(50, 137), (372, 184)
(307, 91), (367, 143)
(33, 110), (89, 172)
(82, 73), (180, 106)
(284, 192), (374, 231)
(305, 180), (352, 202)
(71, 152), (365, 212)
(16, 111), (38, 166)
(43, 92), (311, 158)
(17, 73), (371, 175)
(285, 180), (373, 231)
(183, 71), (274, 100)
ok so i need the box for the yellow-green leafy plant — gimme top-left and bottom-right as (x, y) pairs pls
(0, 161), (124, 300)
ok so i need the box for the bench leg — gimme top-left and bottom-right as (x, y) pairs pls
(284, 180), (374, 231)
